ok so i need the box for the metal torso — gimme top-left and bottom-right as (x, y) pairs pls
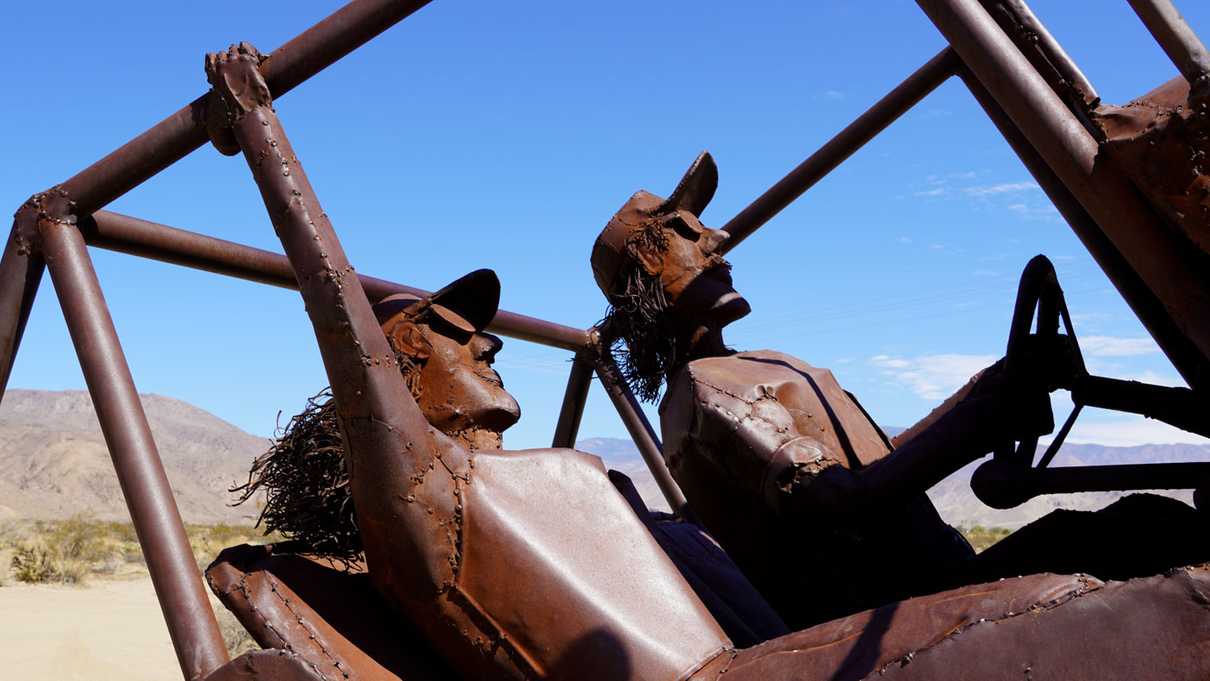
(660, 350), (971, 627)
(371, 432), (732, 680)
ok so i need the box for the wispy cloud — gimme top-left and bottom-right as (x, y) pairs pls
(1006, 202), (1060, 221)
(816, 89), (846, 101)
(907, 177), (1056, 220)
(962, 181), (1040, 197)
(1079, 335), (1160, 358)
(1062, 416), (1209, 446)
(869, 353), (996, 400)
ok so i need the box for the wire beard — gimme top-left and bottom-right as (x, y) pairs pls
(600, 263), (681, 403)
(231, 351), (424, 564)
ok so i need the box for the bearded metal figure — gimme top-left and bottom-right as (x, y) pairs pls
(591, 152), (1210, 629)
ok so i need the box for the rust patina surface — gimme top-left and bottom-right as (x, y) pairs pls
(1094, 76), (1210, 255)
(5, 1), (1210, 679)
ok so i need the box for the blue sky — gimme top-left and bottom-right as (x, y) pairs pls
(3, 1), (1208, 449)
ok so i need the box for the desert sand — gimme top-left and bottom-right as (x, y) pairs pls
(0, 577), (188, 681)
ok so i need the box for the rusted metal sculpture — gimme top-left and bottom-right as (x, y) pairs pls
(2, 0), (1210, 679)
(202, 44), (1210, 677)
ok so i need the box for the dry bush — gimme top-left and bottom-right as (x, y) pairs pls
(9, 515), (117, 584)
(186, 523), (274, 569)
(4, 517), (274, 584)
(10, 539), (89, 584)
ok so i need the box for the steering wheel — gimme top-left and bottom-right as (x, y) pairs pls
(971, 255), (1088, 509)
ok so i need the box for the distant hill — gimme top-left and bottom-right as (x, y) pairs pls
(0, 389), (267, 524)
(3, 391), (1202, 530)
(577, 437), (672, 512)
(576, 436), (1205, 529)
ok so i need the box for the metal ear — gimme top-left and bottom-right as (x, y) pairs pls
(661, 151), (718, 217)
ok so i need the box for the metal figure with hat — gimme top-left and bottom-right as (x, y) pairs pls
(591, 151), (1210, 629)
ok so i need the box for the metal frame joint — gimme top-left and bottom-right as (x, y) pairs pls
(204, 42), (272, 156)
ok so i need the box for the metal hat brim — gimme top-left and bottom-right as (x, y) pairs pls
(373, 269), (500, 335)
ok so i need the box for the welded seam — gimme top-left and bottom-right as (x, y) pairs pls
(871, 575), (1102, 675)
(208, 569), (334, 681)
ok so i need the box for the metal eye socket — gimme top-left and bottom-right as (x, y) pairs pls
(665, 212), (704, 240)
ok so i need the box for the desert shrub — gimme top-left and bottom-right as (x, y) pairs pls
(10, 539), (88, 584)
(185, 523), (276, 569)
(8, 515), (120, 583)
(48, 516), (115, 564)
(4, 518), (273, 582)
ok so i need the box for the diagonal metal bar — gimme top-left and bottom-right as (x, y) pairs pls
(58, 0), (432, 216)
(594, 354), (689, 515)
(551, 351), (596, 448)
(719, 48), (959, 253)
(80, 210), (590, 351)
(0, 207), (44, 403)
(38, 215), (228, 681)
(982, 0), (1099, 103)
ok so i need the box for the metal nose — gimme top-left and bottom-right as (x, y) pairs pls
(702, 228), (730, 256)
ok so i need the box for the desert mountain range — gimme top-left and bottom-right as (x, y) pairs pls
(574, 436), (1203, 529)
(0, 389), (1202, 528)
(0, 389), (265, 524)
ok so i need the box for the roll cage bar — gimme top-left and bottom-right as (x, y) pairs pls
(1, 1), (1208, 679)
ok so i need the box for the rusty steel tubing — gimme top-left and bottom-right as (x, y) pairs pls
(987, 0), (1099, 102)
(918, 0), (1210, 391)
(0, 214), (44, 402)
(1021, 463), (1210, 498)
(958, 70), (1210, 385)
(551, 352), (595, 448)
(594, 355), (689, 514)
(81, 210), (590, 352)
(719, 48), (959, 253)
(58, 0), (432, 215)
(37, 219), (227, 681)
(1126, 0), (1210, 101)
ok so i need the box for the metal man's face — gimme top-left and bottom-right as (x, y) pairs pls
(417, 326), (521, 441)
(647, 209), (751, 327)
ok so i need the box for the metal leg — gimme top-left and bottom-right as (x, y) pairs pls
(0, 206), (44, 403)
(551, 353), (595, 448)
(37, 216), (227, 681)
(594, 354), (689, 515)
(918, 0), (1210, 392)
(719, 48), (958, 253)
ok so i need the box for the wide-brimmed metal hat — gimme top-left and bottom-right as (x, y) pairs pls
(590, 151), (719, 295)
(372, 268), (500, 336)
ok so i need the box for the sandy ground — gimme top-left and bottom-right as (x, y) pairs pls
(0, 577), (188, 681)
